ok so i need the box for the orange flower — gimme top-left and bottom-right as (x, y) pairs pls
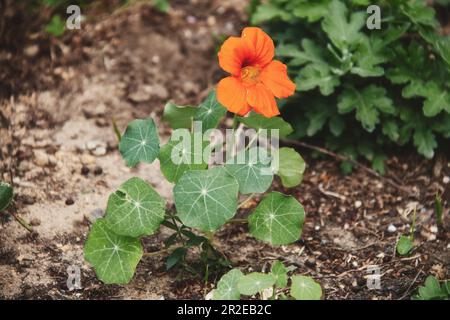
(216, 27), (296, 118)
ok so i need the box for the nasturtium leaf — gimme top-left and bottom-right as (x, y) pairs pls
(194, 90), (227, 131)
(166, 247), (187, 270)
(84, 218), (143, 285)
(104, 177), (165, 237)
(119, 118), (160, 167)
(159, 130), (209, 183)
(271, 261), (288, 288)
(248, 192), (305, 245)
(237, 272), (276, 296)
(238, 112), (293, 138)
(225, 148), (273, 194)
(212, 269), (244, 300)
(162, 102), (197, 129)
(396, 235), (413, 256)
(0, 181), (13, 212)
(273, 148), (305, 188)
(173, 167), (239, 232)
(290, 275), (322, 300)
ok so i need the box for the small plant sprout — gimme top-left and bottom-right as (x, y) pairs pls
(83, 28), (307, 287)
(0, 181), (13, 212)
(396, 205), (416, 256)
(412, 276), (450, 300)
(434, 193), (443, 230)
(211, 261), (322, 300)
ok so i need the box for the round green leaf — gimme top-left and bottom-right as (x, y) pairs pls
(194, 90), (227, 131)
(173, 167), (239, 232)
(104, 177), (165, 237)
(225, 148), (273, 194)
(0, 181), (13, 212)
(248, 192), (305, 245)
(237, 272), (276, 296)
(396, 235), (413, 255)
(212, 269), (243, 300)
(290, 275), (322, 300)
(162, 102), (197, 129)
(119, 118), (160, 167)
(159, 131), (209, 183)
(275, 147), (306, 188)
(238, 112), (293, 138)
(84, 218), (143, 285)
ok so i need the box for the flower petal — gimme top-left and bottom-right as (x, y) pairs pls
(217, 76), (250, 115)
(246, 83), (280, 118)
(241, 27), (274, 68)
(261, 60), (296, 98)
(218, 37), (253, 76)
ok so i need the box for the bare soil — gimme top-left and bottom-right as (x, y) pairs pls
(0, 0), (448, 300)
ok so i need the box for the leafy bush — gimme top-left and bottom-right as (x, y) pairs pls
(251, 0), (450, 173)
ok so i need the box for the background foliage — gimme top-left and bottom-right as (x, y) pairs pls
(250, 0), (450, 173)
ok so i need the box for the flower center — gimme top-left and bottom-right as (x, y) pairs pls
(240, 66), (261, 85)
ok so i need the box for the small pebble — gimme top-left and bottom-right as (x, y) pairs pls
(354, 200), (362, 208)
(65, 198), (75, 206)
(93, 166), (103, 175)
(314, 225), (320, 231)
(92, 146), (107, 156)
(430, 226), (438, 233)
(443, 176), (449, 184)
(81, 165), (90, 176)
(387, 224), (397, 233)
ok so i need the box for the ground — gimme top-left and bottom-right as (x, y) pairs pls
(0, 0), (448, 300)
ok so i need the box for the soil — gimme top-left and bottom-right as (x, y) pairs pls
(0, 0), (448, 300)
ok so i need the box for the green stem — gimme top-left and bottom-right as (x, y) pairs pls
(238, 193), (256, 209)
(143, 244), (183, 257)
(112, 117), (122, 142)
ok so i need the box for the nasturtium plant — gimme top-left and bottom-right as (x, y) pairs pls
(0, 181), (13, 212)
(119, 118), (160, 167)
(212, 261), (322, 300)
(251, 0), (450, 173)
(84, 27), (307, 293)
(249, 192), (305, 245)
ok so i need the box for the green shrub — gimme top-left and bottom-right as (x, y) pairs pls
(251, 0), (450, 173)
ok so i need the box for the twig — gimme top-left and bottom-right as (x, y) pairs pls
(281, 138), (410, 193)
(11, 212), (34, 233)
(142, 244), (183, 257)
(399, 267), (424, 300)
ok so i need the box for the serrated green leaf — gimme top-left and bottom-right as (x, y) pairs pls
(338, 85), (394, 132)
(173, 167), (239, 232)
(0, 181), (13, 212)
(213, 269), (243, 300)
(402, 1), (437, 28)
(45, 15), (65, 37)
(162, 102), (197, 129)
(159, 130), (209, 183)
(297, 64), (340, 96)
(413, 127), (437, 158)
(119, 119), (160, 167)
(329, 115), (345, 137)
(290, 275), (322, 300)
(271, 261), (288, 288)
(396, 235), (413, 256)
(382, 120), (400, 142)
(278, 39), (325, 66)
(249, 192), (305, 245)
(292, 0), (331, 22)
(351, 36), (386, 77)
(404, 81), (449, 117)
(237, 272), (276, 296)
(84, 218), (143, 284)
(104, 177), (165, 237)
(225, 148), (273, 194)
(194, 90), (227, 131)
(238, 112), (293, 138)
(321, 0), (365, 50)
(275, 147), (306, 188)
(251, 3), (291, 24)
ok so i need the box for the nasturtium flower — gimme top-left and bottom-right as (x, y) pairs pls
(217, 27), (296, 118)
